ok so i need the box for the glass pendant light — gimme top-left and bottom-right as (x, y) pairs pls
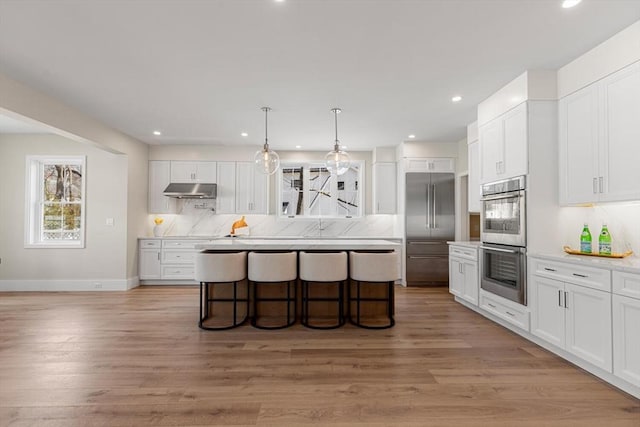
(254, 106), (280, 175)
(325, 107), (351, 175)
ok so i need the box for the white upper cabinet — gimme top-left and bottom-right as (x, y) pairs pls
(148, 160), (177, 214)
(479, 102), (528, 184)
(235, 162), (268, 214)
(467, 141), (481, 213)
(560, 61), (640, 204)
(559, 85), (599, 204)
(373, 162), (396, 214)
(170, 161), (217, 183)
(600, 62), (640, 202)
(216, 162), (236, 214)
(404, 158), (454, 173)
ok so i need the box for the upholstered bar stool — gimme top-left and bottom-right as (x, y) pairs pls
(248, 251), (298, 329)
(299, 251), (348, 329)
(348, 251), (398, 329)
(196, 251), (248, 330)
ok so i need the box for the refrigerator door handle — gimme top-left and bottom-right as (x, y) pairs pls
(425, 185), (430, 229)
(432, 184), (437, 229)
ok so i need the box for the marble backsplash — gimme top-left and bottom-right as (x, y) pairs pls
(147, 200), (400, 238)
(557, 203), (640, 254)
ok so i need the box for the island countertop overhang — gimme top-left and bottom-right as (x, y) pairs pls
(194, 239), (402, 251)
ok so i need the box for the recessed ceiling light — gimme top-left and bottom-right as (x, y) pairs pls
(275, 0), (285, 2)
(451, 96), (462, 103)
(408, 134), (416, 139)
(241, 132), (248, 137)
(562, 0), (582, 8)
(153, 130), (162, 136)
(295, 145), (301, 149)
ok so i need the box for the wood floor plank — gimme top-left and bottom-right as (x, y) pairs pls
(0, 286), (637, 426)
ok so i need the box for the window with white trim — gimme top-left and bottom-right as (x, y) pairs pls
(25, 156), (86, 248)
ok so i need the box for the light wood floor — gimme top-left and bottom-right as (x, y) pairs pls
(0, 286), (638, 426)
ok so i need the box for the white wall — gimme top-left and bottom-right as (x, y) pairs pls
(0, 134), (130, 289)
(0, 72), (149, 282)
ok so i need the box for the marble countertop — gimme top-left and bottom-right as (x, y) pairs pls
(528, 251), (640, 274)
(195, 239), (402, 251)
(140, 235), (402, 241)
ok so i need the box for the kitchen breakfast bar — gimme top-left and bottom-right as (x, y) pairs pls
(194, 239), (402, 330)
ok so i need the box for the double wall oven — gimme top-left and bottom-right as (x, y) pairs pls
(479, 175), (527, 305)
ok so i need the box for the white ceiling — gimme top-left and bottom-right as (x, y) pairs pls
(0, 0), (639, 151)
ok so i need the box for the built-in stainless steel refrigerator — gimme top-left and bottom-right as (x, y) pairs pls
(405, 172), (455, 286)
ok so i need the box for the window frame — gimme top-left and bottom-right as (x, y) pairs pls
(276, 160), (364, 219)
(24, 155), (87, 248)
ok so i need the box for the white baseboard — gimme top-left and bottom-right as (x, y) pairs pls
(0, 278), (137, 292)
(127, 276), (140, 290)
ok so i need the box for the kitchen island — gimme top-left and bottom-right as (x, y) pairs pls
(194, 238), (402, 328)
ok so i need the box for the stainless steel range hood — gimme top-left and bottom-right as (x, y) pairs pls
(163, 183), (217, 199)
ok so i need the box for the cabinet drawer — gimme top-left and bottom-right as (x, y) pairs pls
(480, 291), (529, 331)
(613, 271), (640, 300)
(140, 239), (161, 248)
(162, 240), (206, 249)
(530, 258), (611, 292)
(161, 266), (195, 280)
(449, 245), (478, 261)
(162, 250), (197, 264)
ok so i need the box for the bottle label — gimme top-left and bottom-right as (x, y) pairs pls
(580, 241), (591, 253)
(599, 242), (611, 255)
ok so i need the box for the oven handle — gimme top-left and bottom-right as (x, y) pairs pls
(480, 245), (520, 254)
(480, 191), (524, 202)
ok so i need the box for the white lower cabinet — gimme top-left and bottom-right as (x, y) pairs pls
(613, 271), (640, 388)
(480, 290), (530, 331)
(530, 273), (612, 372)
(139, 239), (207, 282)
(139, 244), (162, 280)
(448, 245), (478, 306)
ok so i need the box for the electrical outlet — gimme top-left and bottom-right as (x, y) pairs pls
(105, 218), (114, 226)
(93, 282), (102, 289)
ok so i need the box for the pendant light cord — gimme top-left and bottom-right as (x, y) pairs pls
(332, 108), (341, 151)
(262, 106), (270, 150)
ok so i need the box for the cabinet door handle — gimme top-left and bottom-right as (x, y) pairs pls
(488, 303), (496, 308)
(599, 176), (604, 193)
(564, 291), (569, 309)
(544, 267), (556, 272)
(593, 177), (598, 194)
(505, 311), (515, 317)
(558, 289), (562, 307)
(572, 273), (588, 278)
(377, 202), (380, 213)
(157, 252), (161, 261)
